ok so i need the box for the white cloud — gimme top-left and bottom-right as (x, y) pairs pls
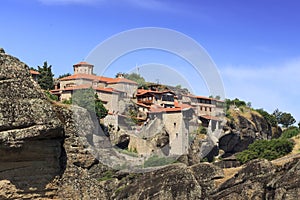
(221, 58), (300, 122)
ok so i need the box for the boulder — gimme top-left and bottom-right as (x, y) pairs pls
(0, 48), (64, 199)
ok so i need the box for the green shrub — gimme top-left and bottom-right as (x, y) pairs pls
(255, 108), (277, 127)
(62, 98), (72, 104)
(195, 125), (207, 135)
(236, 138), (294, 164)
(280, 126), (300, 139)
(98, 170), (114, 181)
(44, 90), (58, 101)
(144, 155), (175, 167)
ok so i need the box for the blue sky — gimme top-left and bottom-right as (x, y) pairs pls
(1, 0), (300, 122)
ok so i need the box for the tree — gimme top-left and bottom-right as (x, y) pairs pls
(256, 108), (277, 127)
(37, 61), (54, 90)
(175, 84), (182, 89)
(225, 98), (246, 111)
(58, 73), (71, 79)
(72, 87), (108, 119)
(278, 112), (296, 128)
(280, 126), (300, 139)
(209, 95), (221, 100)
(236, 138), (294, 164)
(272, 108), (282, 123)
(123, 72), (147, 88)
(246, 102), (252, 108)
(95, 93), (108, 119)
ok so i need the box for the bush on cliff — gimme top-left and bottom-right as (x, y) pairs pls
(280, 126), (300, 139)
(236, 138), (294, 164)
(72, 87), (108, 119)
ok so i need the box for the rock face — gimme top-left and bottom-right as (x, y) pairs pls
(211, 155), (300, 199)
(219, 109), (273, 157)
(0, 49), (64, 198)
(112, 163), (224, 200)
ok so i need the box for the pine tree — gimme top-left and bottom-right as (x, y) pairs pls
(37, 61), (54, 90)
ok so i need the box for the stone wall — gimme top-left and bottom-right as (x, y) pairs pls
(109, 82), (137, 98)
(163, 112), (189, 155)
(60, 79), (92, 89)
(97, 91), (119, 113)
(128, 135), (153, 155)
(60, 90), (72, 101)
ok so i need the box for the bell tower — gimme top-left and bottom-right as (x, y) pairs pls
(73, 61), (94, 75)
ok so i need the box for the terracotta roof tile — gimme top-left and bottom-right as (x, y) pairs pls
(107, 77), (138, 85)
(164, 107), (182, 112)
(174, 101), (192, 109)
(148, 104), (185, 113)
(149, 105), (165, 113)
(73, 61), (93, 66)
(30, 70), (40, 75)
(59, 73), (98, 81)
(95, 87), (123, 93)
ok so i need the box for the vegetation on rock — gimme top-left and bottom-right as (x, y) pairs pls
(256, 108), (278, 127)
(144, 155), (176, 167)
(123, 72), (147, 89)
(72, 87), (108, 119)
(44, 90), (58, 101)
(280, 126), (300, 139)
(236, 138), (294, 164)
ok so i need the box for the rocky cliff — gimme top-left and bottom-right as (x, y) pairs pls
(0, 48), (64, 199)
(219, 107), (273, 157)
(1, 48), (299, 200)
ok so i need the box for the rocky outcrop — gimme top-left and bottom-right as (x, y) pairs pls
(0, 48), (64, 199)
(52, 105), (108, 199)
(211, 155), (300, 199)
(112, 163), (224, 200)
(219, 109), (273, 157)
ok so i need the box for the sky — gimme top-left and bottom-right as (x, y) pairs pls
(1, 0), (300, 122)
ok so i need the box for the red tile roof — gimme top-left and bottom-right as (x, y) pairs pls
(73, 61), (93, 66)
(148, 104), (187, 113)
(95, 87), (123, 94)
(194, 95), (212, 100)
(164, 107), (182, 112)
(149, 105), (165, 113)
(107, 77), (138, 85)
(174, 101), (192, 109)
(97, 76), (115, 83)
(59, 73), (137, 85)
(59, 73), (98, 81)
(30, 70), (40, 75)
(63, 84), (92, 91)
